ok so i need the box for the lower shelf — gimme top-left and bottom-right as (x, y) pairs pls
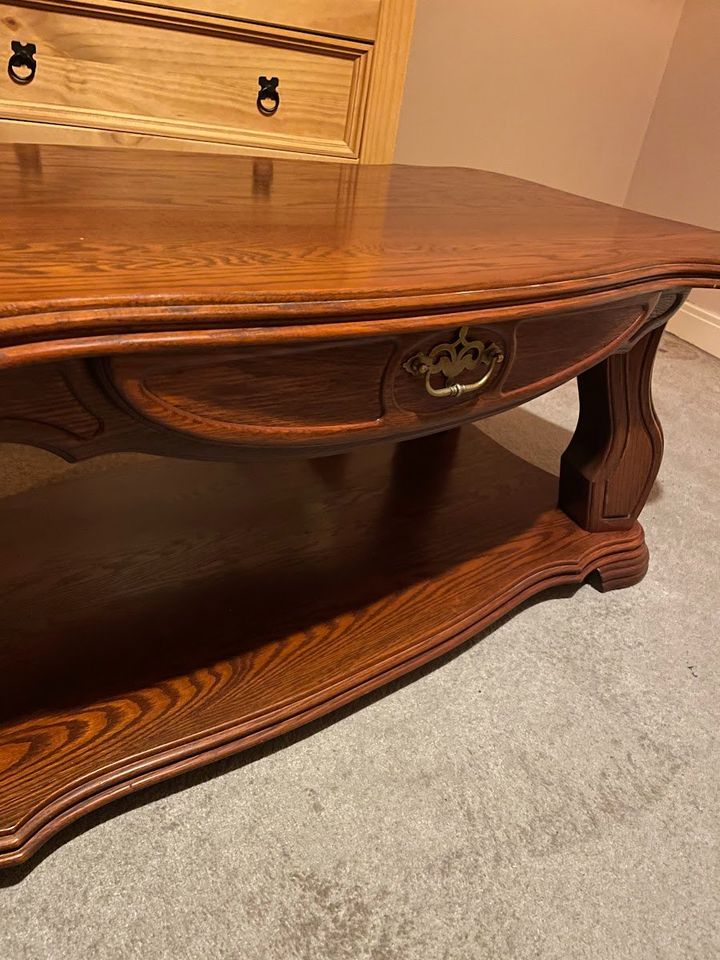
(0, 427), (647, 868)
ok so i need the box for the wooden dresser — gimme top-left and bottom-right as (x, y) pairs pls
(0, 0), (414, 162)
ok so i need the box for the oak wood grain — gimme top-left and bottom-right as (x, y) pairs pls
(108, 338), (394, 443)
(1, 145), (720, 371)
(1, 145), (719, 871)
(0, 426), (649, 867)
(0, 293), (669, 459)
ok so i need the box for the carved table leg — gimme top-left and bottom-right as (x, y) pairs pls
(559, 326), (666, 589)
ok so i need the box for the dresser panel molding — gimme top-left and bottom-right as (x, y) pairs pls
(0, 0), (413, 161)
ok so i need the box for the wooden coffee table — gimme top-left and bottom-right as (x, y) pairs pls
(2, 144), (719, 868)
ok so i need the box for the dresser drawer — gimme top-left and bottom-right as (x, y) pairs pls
(0, 4), (371, 158)
(127, 0), (382, 41)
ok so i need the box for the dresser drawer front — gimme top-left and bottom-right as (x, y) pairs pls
(121, 0), (382, 42)
(0, 5), (370, 158)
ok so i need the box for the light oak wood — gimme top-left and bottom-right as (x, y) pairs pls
(92, 0), (383, 41)
(0, 117), (360, 160)
(360, 0), (415, 162)
(0, 0), (412, 160)
(0, 4), (371, 158)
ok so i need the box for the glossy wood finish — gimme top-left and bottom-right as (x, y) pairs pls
(0, 427), (649, 868)
(0, 295), (671, 458)
(2, 143), (720, 868)
(1, 146), (720, 370)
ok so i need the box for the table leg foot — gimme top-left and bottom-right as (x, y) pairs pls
(592, 538), (649, 591)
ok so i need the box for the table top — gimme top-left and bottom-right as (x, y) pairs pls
(2, 143), (720, 332)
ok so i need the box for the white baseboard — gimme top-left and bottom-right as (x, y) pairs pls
(668, 300), (720, 359)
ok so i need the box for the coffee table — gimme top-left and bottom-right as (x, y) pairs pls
(1, 144), (719, 868)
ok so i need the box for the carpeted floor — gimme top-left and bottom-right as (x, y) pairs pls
(1, 333), (718, 959)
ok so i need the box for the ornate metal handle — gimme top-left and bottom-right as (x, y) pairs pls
(403, 327), (505, 399)
(257, 76), (279, 116)
(8, 40), (36, 85)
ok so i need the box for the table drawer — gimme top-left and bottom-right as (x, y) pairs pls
(102, 297), (658, 455)
(0, 4), (371, 158)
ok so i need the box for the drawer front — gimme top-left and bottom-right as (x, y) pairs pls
(103, 296), (660, 455)
(391, 301), (652, 417)
(0, 4), (371, 158)
(105, 341), (394, 448)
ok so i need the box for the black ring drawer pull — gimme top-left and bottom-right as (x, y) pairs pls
(8, 41), (36, 85)
(257, 76), (279, 116)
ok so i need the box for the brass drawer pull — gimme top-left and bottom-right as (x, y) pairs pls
(403, 327), (504, 399)
(257, 76), (280, 116)
(8, 40), (36, 85)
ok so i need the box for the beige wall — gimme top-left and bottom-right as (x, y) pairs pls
(395, 0), (684, 205)
(626, 0), (720, 355)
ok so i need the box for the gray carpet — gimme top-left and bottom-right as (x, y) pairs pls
(1, 333), (718, 959)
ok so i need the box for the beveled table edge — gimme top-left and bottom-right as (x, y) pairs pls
(0, 272), (715, 370)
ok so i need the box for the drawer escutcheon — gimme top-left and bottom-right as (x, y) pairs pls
(403, 326), (505, 399)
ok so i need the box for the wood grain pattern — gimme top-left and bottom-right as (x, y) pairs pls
(84, 0), (384, 41)
(358, 0), (415, 162)
(0, 427), (649, 868)
(0, 117), (363, 161)
(107, 339), (394, 443)
(3, 0), (382, 42)
(0, 294), (667, 458)
(1, 146), (720, 372)
(0, 365), (100, 443)
(501, 301), (648, 392)
(1, 145), (719, 869)
(0, 5), (371, 158)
